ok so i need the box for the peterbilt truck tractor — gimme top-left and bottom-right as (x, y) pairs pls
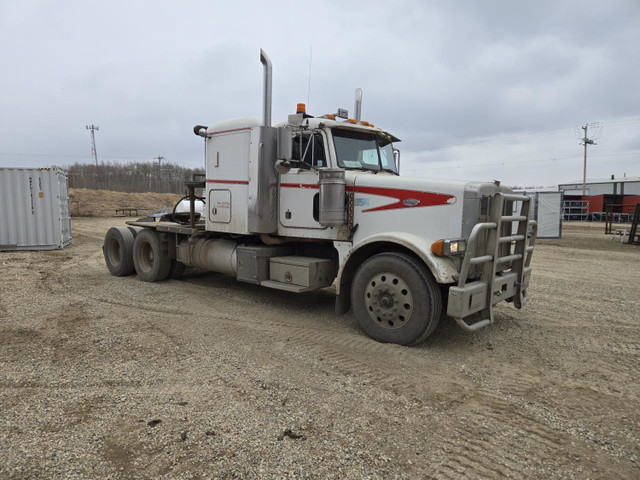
(103, 49), (537, 346)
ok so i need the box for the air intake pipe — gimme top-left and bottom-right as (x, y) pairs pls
(260, 49), (272, 127)
(318, 168), (346, 227)
(354, 88), (363, 124)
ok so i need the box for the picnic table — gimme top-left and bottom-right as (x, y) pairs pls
(115, 208), (139, 217)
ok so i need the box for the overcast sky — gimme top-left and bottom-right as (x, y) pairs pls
(1, 0), (639, 187)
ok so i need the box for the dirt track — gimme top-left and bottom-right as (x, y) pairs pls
(1, 218), (639, 479)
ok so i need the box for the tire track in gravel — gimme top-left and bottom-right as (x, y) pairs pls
(256, 321), (606, 480)
(266, 328), (638, 480)
(79, 294), (195, 318)
(433, 410), (567, 480)
(448, 431), (533, 477)
(81, 267), (452, 402)
(57, 250), (104, 271)
(268, 327), (422, 391)
(175, 285), (436, 396)
(469, 396), (564, 448)
(78, 263), (634, 479)
(433, 439), (516, 480)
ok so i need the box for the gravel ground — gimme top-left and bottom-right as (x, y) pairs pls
(1, 218), (639, 479)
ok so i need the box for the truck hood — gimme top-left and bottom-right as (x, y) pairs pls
(348, 172), (471, 211)
(345, 172), (493, 252)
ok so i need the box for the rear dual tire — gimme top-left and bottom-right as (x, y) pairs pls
(132, 229), (171, 282)
(103, 227), (135, 276)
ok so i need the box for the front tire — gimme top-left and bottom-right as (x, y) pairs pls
(133, 229), (171, 282)
(351, 252), (441, 346)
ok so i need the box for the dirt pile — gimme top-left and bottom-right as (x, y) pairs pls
(69, 188), (182, 217)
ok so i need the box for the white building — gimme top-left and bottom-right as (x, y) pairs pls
(558, 176), (640, 197)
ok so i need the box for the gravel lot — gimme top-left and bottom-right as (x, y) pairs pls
(1, 218), (639, 479)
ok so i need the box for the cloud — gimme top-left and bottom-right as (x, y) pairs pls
(0, 0), (638, 186)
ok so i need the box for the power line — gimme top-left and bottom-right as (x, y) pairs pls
(429, 126), (574, 151)
(414, 116), (639, 152)
(404, 155), (577, 172)
(402, 150), (639, 173)
(599, 116), (640, 127)
(0, 152), (173, 161)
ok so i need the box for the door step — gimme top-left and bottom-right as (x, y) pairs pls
(260, 280), (311, 293)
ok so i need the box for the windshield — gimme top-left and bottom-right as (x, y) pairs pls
(333, 129), (398, 174)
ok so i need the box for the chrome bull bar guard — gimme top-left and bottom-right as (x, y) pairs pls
(447, 193), (538, 331)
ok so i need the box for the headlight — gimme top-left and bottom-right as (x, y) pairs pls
(431, 238), (467, 257)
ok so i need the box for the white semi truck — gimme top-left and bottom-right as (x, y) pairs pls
(103, 50), (537, 345)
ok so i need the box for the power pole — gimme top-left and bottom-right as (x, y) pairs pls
(86, 124), (99, 169)
(576, 123), (602, 197)
(154, 156), (165, 192)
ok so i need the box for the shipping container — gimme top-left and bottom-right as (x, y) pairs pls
(516, 191), (563, 239)
(0, 167), (72, 251)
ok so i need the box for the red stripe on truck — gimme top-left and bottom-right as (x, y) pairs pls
(278, 183), (454, 212)
(355, 186), (455, 212)
(206, 179), (249, 185)
(280, 183), (320, 189)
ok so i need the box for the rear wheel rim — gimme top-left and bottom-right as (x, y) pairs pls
(108, 238), (122, 266)
(363, 272), (414, 330)
(139, 242), (154, 271)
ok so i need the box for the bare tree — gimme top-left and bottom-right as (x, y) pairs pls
(63, 161), (204, 194)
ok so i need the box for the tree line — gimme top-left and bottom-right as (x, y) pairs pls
(65, 161), (205, 194)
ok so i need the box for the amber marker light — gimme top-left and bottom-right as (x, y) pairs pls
(431, 239), (467, 257)
(431, 239), (445, 257)
(325, 114), (336, 119)
(348, 118), (357, 124)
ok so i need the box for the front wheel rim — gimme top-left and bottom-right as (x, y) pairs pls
(363, 272), (414, 330)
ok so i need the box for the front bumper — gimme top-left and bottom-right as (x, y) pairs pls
(446, 193), (537, 332)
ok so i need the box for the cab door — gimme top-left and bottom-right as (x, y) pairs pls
(278, 131), (327, 229)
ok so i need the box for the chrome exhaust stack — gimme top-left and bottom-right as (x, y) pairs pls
(354, 88), (363, 123)
(260, 49), (272, 127)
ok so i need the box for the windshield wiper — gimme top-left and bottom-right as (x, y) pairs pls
(342, 165), (370, 172)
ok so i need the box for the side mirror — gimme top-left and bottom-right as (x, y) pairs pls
(275, 159), (292, 175)
(277, 126), (292, 161)
(393, 148), (401, 174)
